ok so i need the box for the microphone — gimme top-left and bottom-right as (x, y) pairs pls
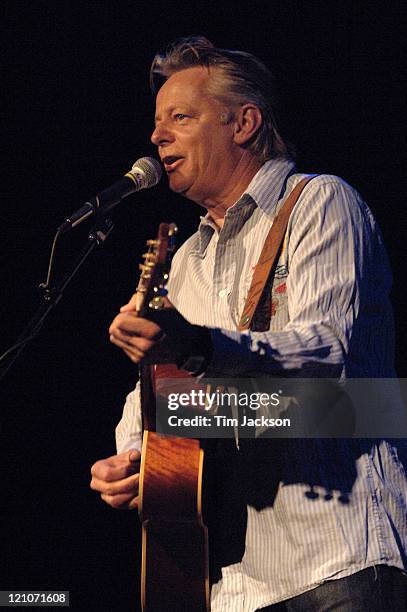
(58, 157), (162, 234)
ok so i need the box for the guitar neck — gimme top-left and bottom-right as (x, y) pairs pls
(135, 222), (177, 435)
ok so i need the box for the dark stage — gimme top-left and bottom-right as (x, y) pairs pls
(1, 2), (406, 610)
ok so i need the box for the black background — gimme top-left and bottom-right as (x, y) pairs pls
(1, 1), (406, 610)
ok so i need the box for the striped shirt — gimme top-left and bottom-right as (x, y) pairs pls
(116, 158), (407, 611)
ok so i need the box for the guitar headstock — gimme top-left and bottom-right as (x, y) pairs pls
(134, 222), (177, 316)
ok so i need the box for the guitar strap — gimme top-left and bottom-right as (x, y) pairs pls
(238, 174), (318, 332)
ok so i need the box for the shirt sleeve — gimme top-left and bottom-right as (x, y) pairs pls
(207, 177), (387, 378)
(115, 383), (143, 453)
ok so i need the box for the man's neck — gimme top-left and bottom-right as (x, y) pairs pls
(203, 155), (263, 228)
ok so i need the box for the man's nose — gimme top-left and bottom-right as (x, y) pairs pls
(151, 123), (173, 146)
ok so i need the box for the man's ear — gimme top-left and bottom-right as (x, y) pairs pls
(233, 104), (262, 145)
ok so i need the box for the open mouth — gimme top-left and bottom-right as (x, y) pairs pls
(162, 156), (183, 172)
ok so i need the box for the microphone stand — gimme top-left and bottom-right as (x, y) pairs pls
(0, 215), (115, 382)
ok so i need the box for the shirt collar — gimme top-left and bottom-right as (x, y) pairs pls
(244, 157), (296, 218)
(196, 157), (296, 253)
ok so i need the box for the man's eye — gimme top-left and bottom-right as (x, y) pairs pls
(174, 113), (187, 121)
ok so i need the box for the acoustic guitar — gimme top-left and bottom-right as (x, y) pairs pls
(135, 223), (210, 612)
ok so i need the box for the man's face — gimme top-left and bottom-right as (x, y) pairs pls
(151, 66), (237, 206)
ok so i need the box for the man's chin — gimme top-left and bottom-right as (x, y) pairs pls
(167, 177), (205, 204)
(168, 178), (193, 198)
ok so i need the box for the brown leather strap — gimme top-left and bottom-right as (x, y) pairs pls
(238, 175), (317, 331)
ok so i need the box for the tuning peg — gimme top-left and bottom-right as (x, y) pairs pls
(149, 296), (165, 310)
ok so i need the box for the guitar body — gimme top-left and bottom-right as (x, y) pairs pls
(139, 430), (209, 611)
(135, 225), (210, 611)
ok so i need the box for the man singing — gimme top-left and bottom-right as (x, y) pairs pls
(91, 37), (407, 611)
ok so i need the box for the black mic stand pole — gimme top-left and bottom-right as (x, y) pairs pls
(0, 215), (115, 382)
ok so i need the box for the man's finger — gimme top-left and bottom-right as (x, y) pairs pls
(90, 451), (141, 481)
(128, 450), (140, 462)
(128, 495), (139, 510)
(90, 473), (139, 496)
(120, 293), (140, 312)
(109, 313), (161, 339)
(110, 329), (155, 354)
(110, 334), (146, 361)
(101, 492), (138, 509)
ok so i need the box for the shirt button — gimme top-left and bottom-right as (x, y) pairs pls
(218, 289), (228, 298)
